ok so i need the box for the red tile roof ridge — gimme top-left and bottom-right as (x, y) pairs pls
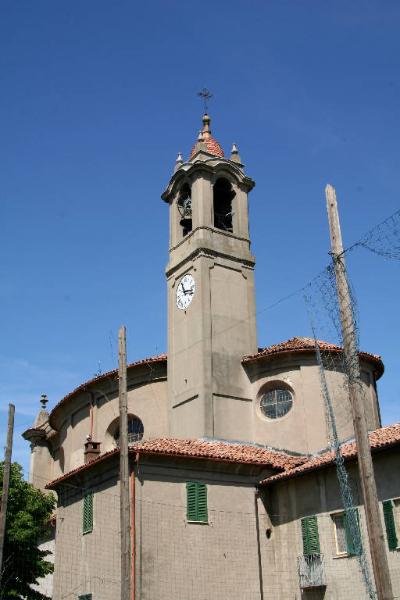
(49, 354), (166, 424)
(189, 136), (224, 160)
(46, 437), (306, 490)
(243, 336), (383, 376)
(259, 421), (400, 486)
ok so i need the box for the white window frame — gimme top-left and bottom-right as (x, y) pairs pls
(332, 511), (349, 557)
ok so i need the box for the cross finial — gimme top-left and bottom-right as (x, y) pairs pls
(197, 88), (213, 113)
(40, 394), (48, 409)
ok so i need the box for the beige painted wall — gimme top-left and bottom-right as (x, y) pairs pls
(53, 467), (121, 600)
(248, 356), (380, 453)
(261, 450), (400, 599)
(29, 348), (381, 492)
(50, 375), (168, 480)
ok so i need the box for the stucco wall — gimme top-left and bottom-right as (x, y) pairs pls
(248, 356), (380, 454)
(136, 458), (267, 600)
(51, 449), (400, 600)
(52, 457), (272, 600)
(50, 375), (168, 479)
(261, 450), (400, 599)
(53, 466), (121, 600)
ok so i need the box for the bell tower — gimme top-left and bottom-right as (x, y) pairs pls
(162, 114), (257, 441)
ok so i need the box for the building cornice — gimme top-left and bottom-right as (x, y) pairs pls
(162, 160), (255, 204)
(166, 245), (256, 278)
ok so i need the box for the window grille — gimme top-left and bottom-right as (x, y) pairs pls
(114, 416), (144, 447)
(260, 388), (293, 419)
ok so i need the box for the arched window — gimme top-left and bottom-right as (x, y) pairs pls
(114, 415), (144, 446)
(177, 183), (192, 237)
(213, 178), (235, 232)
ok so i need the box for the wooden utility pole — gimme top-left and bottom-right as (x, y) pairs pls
(118, 326), (131, 600)
(326, 184), (393, 600)
(0, 403), (15, 578)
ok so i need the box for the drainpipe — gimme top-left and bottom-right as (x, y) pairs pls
(130, 454), (138, 600)
(88, 391), (96, 439)
(254, 489), (265, 600)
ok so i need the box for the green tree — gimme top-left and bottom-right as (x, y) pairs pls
(0, 462), (55, 600)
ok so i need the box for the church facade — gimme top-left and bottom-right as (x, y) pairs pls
(24, 114), (400, 599)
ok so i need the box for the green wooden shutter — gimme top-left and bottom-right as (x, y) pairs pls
(344, 507), (362, 555)
(186, 482), (197, 521)
(196, 483), (208, 522)
(82, 490), (93, 534)
(78, 595), (92, 600)
(383, 500), (398, 551)
(186, 482), (208, 522)
(301, 516), (320, 555)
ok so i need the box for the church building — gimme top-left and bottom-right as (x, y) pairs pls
(23, 113), (400, 599)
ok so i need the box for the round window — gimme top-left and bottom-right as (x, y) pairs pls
(260, 388), (293, 419)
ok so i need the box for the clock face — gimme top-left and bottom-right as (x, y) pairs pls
(176, 274), (195, 310)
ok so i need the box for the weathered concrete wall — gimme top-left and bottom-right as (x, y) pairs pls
(52, 464), (121, 600)
(51, 449), (400, 600)
(248, 356), (380, 454)
(261, 450), (400, 599)
(50, 373), (168, 479)
(52, 456), (271, 600)
(136, 458), (267, 600)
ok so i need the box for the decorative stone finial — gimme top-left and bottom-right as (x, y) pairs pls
(230, 143), (241, 163)
(202, 114), (211, 139)
(40, 394), (48, 409)
(197, 130), (204, 142)
(174, 152), (184, 172)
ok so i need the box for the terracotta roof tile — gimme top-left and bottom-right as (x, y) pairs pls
(190, 136), (224, 160)
(260, 422), (400, 486)
(45, 438), (306, 490)
(243, 336), (384, 377)
(189, 114), (224, 160)
(130, 438), (304, 469)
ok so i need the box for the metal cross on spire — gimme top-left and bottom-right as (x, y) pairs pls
(197, 88), (213, 113)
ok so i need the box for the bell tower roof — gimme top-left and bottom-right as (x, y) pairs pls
(189, 113), (224, 160)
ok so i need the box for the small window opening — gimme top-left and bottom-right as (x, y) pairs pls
(114, 415), (144, 446)
(213, 178), (235, 232)
(177, 183), (192, 237)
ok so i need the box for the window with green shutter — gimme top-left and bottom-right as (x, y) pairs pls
(82, 490), (93, 534)
(78, 595), (92, 600)
(383, 500), (398, 551)
(332, 509), (362, 556)
(186, 481), (208, 523)
(344, 508), (362, 556)
(301, 516), (320, 555)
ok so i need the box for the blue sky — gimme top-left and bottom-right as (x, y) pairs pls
(1, 1), (399, 475)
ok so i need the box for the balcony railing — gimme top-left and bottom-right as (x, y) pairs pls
(298, 554), (326, 589)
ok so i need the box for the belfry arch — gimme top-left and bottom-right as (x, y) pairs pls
(213, 177), (235, 232)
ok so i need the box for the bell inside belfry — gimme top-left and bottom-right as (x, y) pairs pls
(177, 183), (192, 237)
